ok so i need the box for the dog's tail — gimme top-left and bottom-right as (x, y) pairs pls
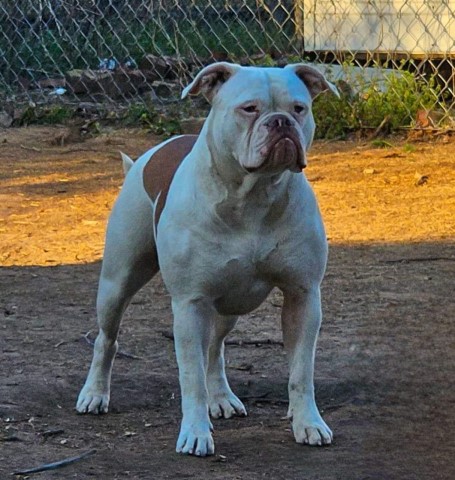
(120, 152), (134, 176)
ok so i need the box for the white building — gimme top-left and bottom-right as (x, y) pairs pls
(300, 0), (455, 57)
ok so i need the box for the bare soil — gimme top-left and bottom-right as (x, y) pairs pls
(1, 126), (454, 479)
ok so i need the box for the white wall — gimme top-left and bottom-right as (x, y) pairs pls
(302, 0), (455, 54)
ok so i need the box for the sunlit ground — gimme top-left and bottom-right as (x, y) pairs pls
(1, 127), (454, 267)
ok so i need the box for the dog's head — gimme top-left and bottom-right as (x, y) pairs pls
(182, 62), (338, 175)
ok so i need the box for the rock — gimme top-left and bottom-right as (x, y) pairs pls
(139, 54), (192, 80)
(240, 52), (266, 65)
(13, 107), (26, 122)
(76, 102), (105, 116)
(0, 111), (13, 128)
(110, 69), (159, 96)
(66, 69), (158, 98)
(209, 51), (230, 62)
(37, 77), (66, 89)
(151, 81), (179, 98)
(143, 89), (159, 104)
(414, 172), (429, 186)
(65, 69), (87, 94)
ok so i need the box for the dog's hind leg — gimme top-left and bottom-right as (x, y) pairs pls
(207, 315), (247, 419)
(76, 167), (157, 414)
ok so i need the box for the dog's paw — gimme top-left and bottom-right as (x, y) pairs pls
(176, 422), (215, 457)
(76, 387), (109, 414)
(292, 414), (333, 446)
(209, 391), (247, 419)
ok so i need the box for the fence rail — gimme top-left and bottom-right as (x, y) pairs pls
(0, 1), (454, 129)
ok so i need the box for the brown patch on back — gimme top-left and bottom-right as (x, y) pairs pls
(143, 135), (198, 226)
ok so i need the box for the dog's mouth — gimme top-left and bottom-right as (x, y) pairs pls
(269, 136), (304, 171)
(247, 135), (305, 174)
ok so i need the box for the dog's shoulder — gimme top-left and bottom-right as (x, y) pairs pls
(143, 134), (198, 224)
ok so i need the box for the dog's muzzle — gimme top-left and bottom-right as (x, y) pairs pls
(248, 114), (306, 174)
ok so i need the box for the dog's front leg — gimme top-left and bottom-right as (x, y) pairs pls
(281, 287), (333, 446)
(207, 315), (247, 419)
(172, 298), (214, 456)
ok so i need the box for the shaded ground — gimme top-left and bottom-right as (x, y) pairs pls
(1, 127), (454, 479)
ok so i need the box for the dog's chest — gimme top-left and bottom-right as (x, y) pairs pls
(205, 239), (279, 316)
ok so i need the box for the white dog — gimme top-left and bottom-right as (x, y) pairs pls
(76, 62), (338, 456)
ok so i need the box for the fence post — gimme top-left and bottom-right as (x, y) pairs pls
(294, 0), (304, 53)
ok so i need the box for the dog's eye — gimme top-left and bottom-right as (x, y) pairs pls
(242, 105), (258, 114)
(294, 105), (306, 114)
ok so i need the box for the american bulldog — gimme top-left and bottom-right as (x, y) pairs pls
(76, 62), (338, 456)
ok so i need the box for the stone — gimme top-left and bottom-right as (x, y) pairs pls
(139, 54), (192, 80)
(66, 69), (158, 98)
(151, 81), (179, 98)
(0, 111), (13, 128)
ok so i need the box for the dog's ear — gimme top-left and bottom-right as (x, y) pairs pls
(182, 62), (241, 102)
(286, 64), (340, 99)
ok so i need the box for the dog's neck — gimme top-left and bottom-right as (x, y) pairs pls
(191, 127), (295, 229)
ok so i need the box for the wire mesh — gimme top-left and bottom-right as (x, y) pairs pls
(0, 0), (454, 128)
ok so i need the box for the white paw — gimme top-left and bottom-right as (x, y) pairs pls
(292, 412), (333, 446)
(209, 391), (247, 419)
(176, 421), (215, 456)
(76, 386), (109, 414)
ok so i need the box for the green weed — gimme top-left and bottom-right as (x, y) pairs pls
(15, 104), (74, 126)
(40, 105), (74, 124)
(354, 71), (440, 130)
(370, 139), (394, 148)
(403, 143), (417, 153)
(125, 104), (181, 137)
(313, 65), (441, 138)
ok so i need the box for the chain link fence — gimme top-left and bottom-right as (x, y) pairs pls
(0, 0), (454, 129)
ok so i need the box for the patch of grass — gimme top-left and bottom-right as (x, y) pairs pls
(40, 105), (74, 124)
(403, 143), (417, 153)
(370, 139), (394, 148)
(15, 105), (74, 126)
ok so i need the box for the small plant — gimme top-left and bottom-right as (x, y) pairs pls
(403, 143), (416, 153)
(124, 104), (149, 125)
(40, 105), (74, 124)
(125, 103), (181, 137)
(15, 104), (73, 126)
(312, 89), (354, 139)
(251, 54), (275, 67)
(370, 139), (394, 148)
(16, 104), (38, 126)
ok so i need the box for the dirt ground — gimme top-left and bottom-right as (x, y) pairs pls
(1, 126), (454, 479)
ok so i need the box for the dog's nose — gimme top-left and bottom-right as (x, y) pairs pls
(264, 114), (292, 130)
